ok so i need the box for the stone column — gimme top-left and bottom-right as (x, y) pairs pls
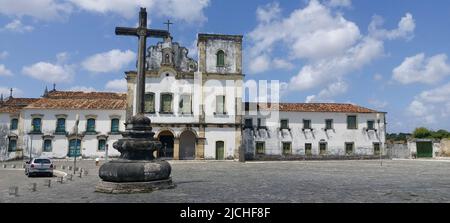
(173, 137), (180, 160)
(196, 128), (205, 160)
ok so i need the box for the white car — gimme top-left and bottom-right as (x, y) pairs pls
(25, 158), (54, 177)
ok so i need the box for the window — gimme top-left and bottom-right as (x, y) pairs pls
(257, 118), (262, 128)
(303, 119), (311, 130)
(325, 119), (333, 130)
(111, 119), (120, 133)
(282, 142), (291, 155)
(179, 94), (192, 114)
(367, 120), (375, 130)
(319, 143), (327, 155)
(86, 118), (96, 133)
(216, 50), (225, 67)
(374, 143), (381, 155)
(98, 139), (106, 151)
(8, 139), (17, 152)
(244, 118), (253, 128)
(55, 118), (66, 133)
(31, 118), (41, 133)
(305, 143), (312, 156)
(160, 93), (173, 113)
(256, 142), (265, 155)
(280, 119), (289, 129)
(345, 142), (354, 155)
(10, 118), (18, 130)
(144, 93), (155, 113)
(43, 139), (52, 152)
(347, 115), (357, 129)
(215, 95), (225, 114)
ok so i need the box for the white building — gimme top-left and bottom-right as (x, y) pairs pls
(0, 90), (125, 160)
(242, 103), (386, 159)
(0, 33), (387, 161)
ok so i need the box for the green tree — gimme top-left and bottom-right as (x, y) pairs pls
(431, 129), (450, 139)
(413, 127), (432, 139)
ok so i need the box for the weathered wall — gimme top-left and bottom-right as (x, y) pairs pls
(439, 139), (450, 157)
(243, 111), (387, 157)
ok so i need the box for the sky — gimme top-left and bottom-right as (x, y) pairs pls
(0, 0), (450, 133)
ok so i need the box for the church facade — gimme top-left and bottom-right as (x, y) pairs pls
(0, 33), (386, 161)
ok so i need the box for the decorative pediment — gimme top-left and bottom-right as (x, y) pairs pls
(146, 39), (198, 73)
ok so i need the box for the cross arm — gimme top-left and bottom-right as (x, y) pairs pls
(115, 27), (138, 36)
(146, 29), (170, 38)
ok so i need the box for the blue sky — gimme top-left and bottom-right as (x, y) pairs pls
(0, 0), (450, 133)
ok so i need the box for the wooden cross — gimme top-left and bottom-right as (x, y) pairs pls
(164, 19), (173, 32)
(115, 8), (170, 114)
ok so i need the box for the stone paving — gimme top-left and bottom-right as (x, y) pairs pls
(1, 159), (450, 203)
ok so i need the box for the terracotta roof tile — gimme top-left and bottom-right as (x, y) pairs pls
(245, 102), (382, 113)
(0, 98), (39, 113)
(26, 91), (126, 110)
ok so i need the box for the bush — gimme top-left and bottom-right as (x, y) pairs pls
(413, 127), (432, 139)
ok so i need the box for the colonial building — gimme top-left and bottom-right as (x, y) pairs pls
(0, 33), (386, 161)
(125, 33), (244, 160)
(242, 103), (386, 159)
(0, 89), (125, 160)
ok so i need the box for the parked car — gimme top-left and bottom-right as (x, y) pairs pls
(25, 158), (54, 177)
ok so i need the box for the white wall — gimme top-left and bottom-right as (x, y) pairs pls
(243, 111), (386, 156)
(21, 109), (125, 159)
(204, 127), (236, 159)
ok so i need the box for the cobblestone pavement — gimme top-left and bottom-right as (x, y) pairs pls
(1, 159), (450, 203)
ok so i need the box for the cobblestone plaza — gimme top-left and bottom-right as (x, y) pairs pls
(1, 159), (450, 203)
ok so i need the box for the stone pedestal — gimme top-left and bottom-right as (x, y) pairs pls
(96, 114), (174, 193)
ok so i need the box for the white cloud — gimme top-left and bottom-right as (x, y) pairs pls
(369, 13), (415, 40)
(0, 0), (73, 21)
(305, 81), (348, 102)
(68, 86), (97, 92)
(105, 79), (127, 92)
(273, 58), (294, 70)
(3, 19), (34, 33)
(247, 0), (416, 103)
(373, 73), (383, 81)
(0, 87), (23, 97)
(392, 53), (450, 85)
(22, 62), (74, 83)
(327, 0), (352, 8)
(407, 82), (450, 126)
(82, 49), (135, 73)
(368, 98), (388, 109)
(289, 36), (384, 91)
(256, 2), (281, 24)
(70, 0), (210, 23)
(248, 0), (361, 63)
(0, 51), (8, 60)
(0, 64), (13, 76)
(56, 52), (70, 64)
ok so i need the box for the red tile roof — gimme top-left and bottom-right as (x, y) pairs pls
(245, 102), (383, 113)
(0, 98), (39, 113)
(25, 91), (126, 110)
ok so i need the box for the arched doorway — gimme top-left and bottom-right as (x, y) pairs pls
(179, 130), (196, 160)
(158, 131), (174, 159)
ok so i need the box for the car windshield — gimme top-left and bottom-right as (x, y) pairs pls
(34, 159), (51, 164)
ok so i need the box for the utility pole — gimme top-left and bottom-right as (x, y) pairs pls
(73, 114), (80, 174)
(377, 113), (382, 167)
(105, 144), (109, 162)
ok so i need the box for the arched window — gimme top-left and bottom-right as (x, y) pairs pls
(160, 93), (173, 113)
(32, 118), (41, 133)
(111, 119), (120, 133)
(98, 139), (106, 151)
(56, 118), (66, 133)
(86, 118), (96, 133)
(10, 118), (18, 130)
(216, 50), (225, 67)
(43, 139), (52, 152)
(144, 92), (155, 113)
